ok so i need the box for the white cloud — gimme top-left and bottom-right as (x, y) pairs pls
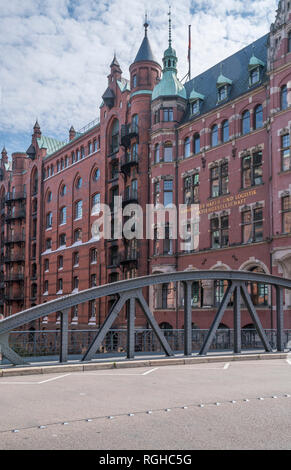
(0, 0), (278, 153)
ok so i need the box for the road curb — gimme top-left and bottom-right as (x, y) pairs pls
(0, 352), (288, 378)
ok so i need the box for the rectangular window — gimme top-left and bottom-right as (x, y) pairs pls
(242, 152), (263, 188)
(163, 108), (173, 122)
(210, 162), (228, 198)
(282, 196), (291, 233)
(154, 182), (160, 205)
(210, 215), (229, 248)
(184, 174), (199, 204)
(164, 180), (173, 207)
(282, 134), (290, 171)
(242, 207), (263, 243)
(288, 31), (291, 53)
(163, 225), (173, 255)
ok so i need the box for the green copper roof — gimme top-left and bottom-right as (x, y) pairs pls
(117, 79), (130, 92)
(248, 54), (265, 70)
(189, 89), (205, 101)
(152, 70), (186, 100)
(37, 136), (65, 156)
(217, 74), (233, 87)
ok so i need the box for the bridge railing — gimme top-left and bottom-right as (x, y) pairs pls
(5, 329), (291, 360)
(0, 270), (291, 365)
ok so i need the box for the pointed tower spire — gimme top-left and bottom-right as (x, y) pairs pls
(168, 5), (172, 48)
(33, 120), (41, 138)
(133, 17), (159, 65)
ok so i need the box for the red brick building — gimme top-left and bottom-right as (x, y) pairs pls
(0, 1), (291, 332)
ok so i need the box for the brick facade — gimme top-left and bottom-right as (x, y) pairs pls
(0, 2), (291, 332)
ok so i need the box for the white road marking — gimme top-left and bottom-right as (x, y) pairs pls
(37, 373), (72, 384)
(142, 368), (159, 376)
(224, 363), (230, 370)
(286, 358), (291, 366)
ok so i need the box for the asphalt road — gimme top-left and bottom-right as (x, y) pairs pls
(1, 358), (291, 450)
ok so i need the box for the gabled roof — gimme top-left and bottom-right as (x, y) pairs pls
(134, 35), (159, 65)
(117, 78), (130, 93)
(182, 33), (268, 124)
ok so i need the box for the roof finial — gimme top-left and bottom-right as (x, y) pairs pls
(144, 11), (149, 37)
(168, 5), (172, 48)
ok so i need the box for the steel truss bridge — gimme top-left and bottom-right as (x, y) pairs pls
(0, 270), (290, 366)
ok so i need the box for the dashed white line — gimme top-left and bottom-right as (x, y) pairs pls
(37, 374), (72, 384)
(224, 363), (230, 370)
(142, 368), (159, 376)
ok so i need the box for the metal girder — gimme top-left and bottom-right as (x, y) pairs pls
(136, 291), (174, 357)
(82, 294), (128, 362)
(199, 282), (235, 356)
(240, 284), (273, 353)
(233, 285), (241, 354)
(0, 333), (28, 366)
(276, 286), (284, 352)
(60, 309), (69, 363)
(127, 297), (135, 359)
(183, 281), (193, 356)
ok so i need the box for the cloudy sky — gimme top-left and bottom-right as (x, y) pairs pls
(0, 0), (278, 156)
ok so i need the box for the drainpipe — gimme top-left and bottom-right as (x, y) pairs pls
(175, 127), (179, 330)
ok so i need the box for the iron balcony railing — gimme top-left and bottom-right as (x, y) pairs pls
(5, 209), (26, 221)
(122, 189), (138, 206)
(120, 153), (138, 171)
(121, 123), (139, 148)
(120, 250), (138, 265)
(4, 273), (25, 282)
(5, 191), (27, 203)
(4, 235), (26, 244)
(4, 253), (25, 263)
(4, 291), (24, 301)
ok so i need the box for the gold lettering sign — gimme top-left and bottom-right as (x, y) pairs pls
(198, 189), (257, 215)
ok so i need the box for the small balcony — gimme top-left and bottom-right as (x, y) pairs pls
(121, 124), (139, 148)
(4, 273), (25, 282)
(4, 235), (26, 245)
(120, 250), (138, 266)
(4, 291), (24, 301)
(4, 253), (25, 263)
(122, 189), (138, 207)
(120, 153), (138, 175)
(5, 209), (26, 221)
(5, 191), (27, 203)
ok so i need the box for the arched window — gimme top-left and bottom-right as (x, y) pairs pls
(59, 207), (67, 225)
(60, 184), (66, 196)
(93, 168), (100, 182)
(164, 142), (173, 162)
(154, 144), (160, 163)
(76, 177), (82, 189)
(211, 125), (218, 147)
(281, 85), (288, 110)
(222, 120), (229, 143)
(242, 110), (250, 135)
(254, 105), (263, 130)
(193, 133), (200, 154)
(111, 119), (119, 154)
(184, 137), (191, 158)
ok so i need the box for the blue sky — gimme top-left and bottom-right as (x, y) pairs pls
(0, 0), (277, 157)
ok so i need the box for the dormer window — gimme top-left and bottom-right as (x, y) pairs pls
(218, 85), (228, 102)
(249, 67), (260, 86)
(248, 53), (264, 88)
(191, 100), (200, 116)
(216, 72), (232, 104)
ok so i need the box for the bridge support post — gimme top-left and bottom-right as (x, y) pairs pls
(199, 282), (235, 356)
(127, 297), (135, 359)
(240, 284), (273, 353)
(233, 285), (241, 354)
(183, 281), (192, 356)
(276, 286), (284, 352)
(60, 309), (69, 363)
